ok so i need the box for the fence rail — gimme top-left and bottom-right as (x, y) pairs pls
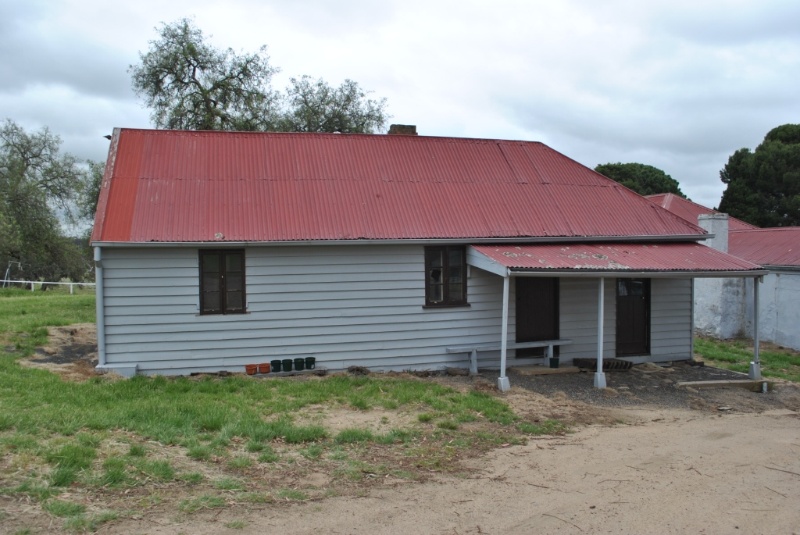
(0, 280), (96, 294)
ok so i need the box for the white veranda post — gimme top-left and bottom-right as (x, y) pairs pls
(594, 277), (607, 389)
(749, 276), (761, 380)
(497, 274), (511, 392)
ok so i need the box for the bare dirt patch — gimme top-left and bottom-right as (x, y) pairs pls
(20, 323), (99, 381)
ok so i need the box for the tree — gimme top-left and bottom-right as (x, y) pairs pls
(78, 160), (106, 222)
(718, 124), (800, 227)
(279, 76), (388, 133)
(130, 18), (389, 134)
(0, 120), (89, 283)
(594, 163), (687, 198)
(130, 18), (280, 131)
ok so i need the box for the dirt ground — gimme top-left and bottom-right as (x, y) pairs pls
(18, 325), (800, 534)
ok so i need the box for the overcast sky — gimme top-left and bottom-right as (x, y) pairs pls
(2, 0), (798, 209)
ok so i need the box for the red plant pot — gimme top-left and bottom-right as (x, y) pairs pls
(245, 364), (257, 375)
(258, 363), (271, 374)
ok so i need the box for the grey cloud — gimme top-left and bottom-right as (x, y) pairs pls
(0, 3), (133, 98)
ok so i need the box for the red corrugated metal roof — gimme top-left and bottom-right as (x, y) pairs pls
(730, 228), (800, 267)
(92, 129), (708, 243)
(472, 243), (762, 272)
(646, 193), (757, 231)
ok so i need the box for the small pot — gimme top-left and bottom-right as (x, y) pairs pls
(258, 363), (270, 374)
(549, 357), (560, 369)
(294, 358), (305, 371)
(305, 357), (316, 370)
(270, 359), (282, 373)
(282, 359), (293, 372)
(245, 364), (257, 375)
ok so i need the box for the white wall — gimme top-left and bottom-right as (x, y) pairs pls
(694, 278), (747, 339)
(99, 246), (696, 375)
(745, 271), (800, 350)
(101, 245), (509, 375)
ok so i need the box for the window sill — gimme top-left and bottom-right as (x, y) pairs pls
(422, 303), (471, 310)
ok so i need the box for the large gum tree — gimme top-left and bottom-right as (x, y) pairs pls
(130, 18), (389, 134)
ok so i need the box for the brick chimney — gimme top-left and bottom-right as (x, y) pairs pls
(388, 124), (417, 135)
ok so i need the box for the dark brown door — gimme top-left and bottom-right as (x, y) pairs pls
(616, 278), (650, 356)
(515, 278), (559, 357)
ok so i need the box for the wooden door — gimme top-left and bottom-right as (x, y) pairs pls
(515, 278), (559, 357)
(616, 278), (650, 356)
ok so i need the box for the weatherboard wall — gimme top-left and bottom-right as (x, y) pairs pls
(99, 246), (694, 375)
(101, 245), (511, 375)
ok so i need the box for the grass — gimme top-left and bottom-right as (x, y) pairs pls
(694, 336), (800, 382)
(0, 288), (565, 531)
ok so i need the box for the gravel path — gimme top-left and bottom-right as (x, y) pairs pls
(481, 361), (800, 413)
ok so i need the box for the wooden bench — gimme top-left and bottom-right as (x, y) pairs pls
(446, 339), (573, 375)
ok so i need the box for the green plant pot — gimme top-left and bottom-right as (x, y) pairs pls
(270, 359), (282, 372)
(281, 359), (293, 372)
(294, 358), (305, 371)
(549, 357), (560, 369)
(305, 357), (316, 370)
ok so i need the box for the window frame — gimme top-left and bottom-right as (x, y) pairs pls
(199, 249), (247, 315)
(424, 246), (468, 308)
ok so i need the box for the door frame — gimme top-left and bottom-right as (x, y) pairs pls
(615, 278), (650, 356)
(515, 277), (559, 358)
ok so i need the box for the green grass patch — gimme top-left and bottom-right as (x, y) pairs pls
(214, 477), (245, 491)
(127, 443), (146, 457)
(695, 337), (800, 382)
(436, 420), (459, 430)
(0, 290), (574, 530)
(276, 488), (308, 501)
(42, 499), (86, 517)
(133, 459), (175, 481)
(334, 428), (374, 444)
(179, 494), (226, 513)
(62, 510), (118, 532)
(179, 472), (204, 484)
(300, 444), (324, 459)
(517, 420), (568, 435)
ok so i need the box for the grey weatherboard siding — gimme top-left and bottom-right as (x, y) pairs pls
(100, 245), (693, 375)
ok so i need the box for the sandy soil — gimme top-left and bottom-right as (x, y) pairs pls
(16, 325), (800, 534)
(101, 408), (799, 535)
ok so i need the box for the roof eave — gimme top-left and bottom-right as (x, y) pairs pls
(90, 234), (709, 248)
(506, 269), (768, 279)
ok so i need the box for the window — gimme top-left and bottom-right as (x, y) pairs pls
(424, 246), (467, 307)
(199, 250), (246, 314)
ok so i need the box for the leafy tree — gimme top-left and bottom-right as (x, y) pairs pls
(0, 120), (89, 283)
(129, 18), (280, 131)
(78, 160), (105, 222)
(130, 18), (389, 134)
(279, 76), (388, 133)
(718, 124), (800, 227)
(594, 162), (687, 198)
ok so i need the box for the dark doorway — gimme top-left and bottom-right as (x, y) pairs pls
(515, 278), (559, 357)
(616, 278), (650, 356)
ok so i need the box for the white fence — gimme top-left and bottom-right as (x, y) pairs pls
(0, 280), (96, 294)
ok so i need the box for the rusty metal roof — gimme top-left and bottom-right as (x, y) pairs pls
(646, 193), (757, 231)
(92, 129), (708, 244)
(471, 243), (762, 273)
(730, 228), (800, 267)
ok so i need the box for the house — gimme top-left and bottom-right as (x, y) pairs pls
(648, 193), (800, 351)
(91, 129), (764, 389)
